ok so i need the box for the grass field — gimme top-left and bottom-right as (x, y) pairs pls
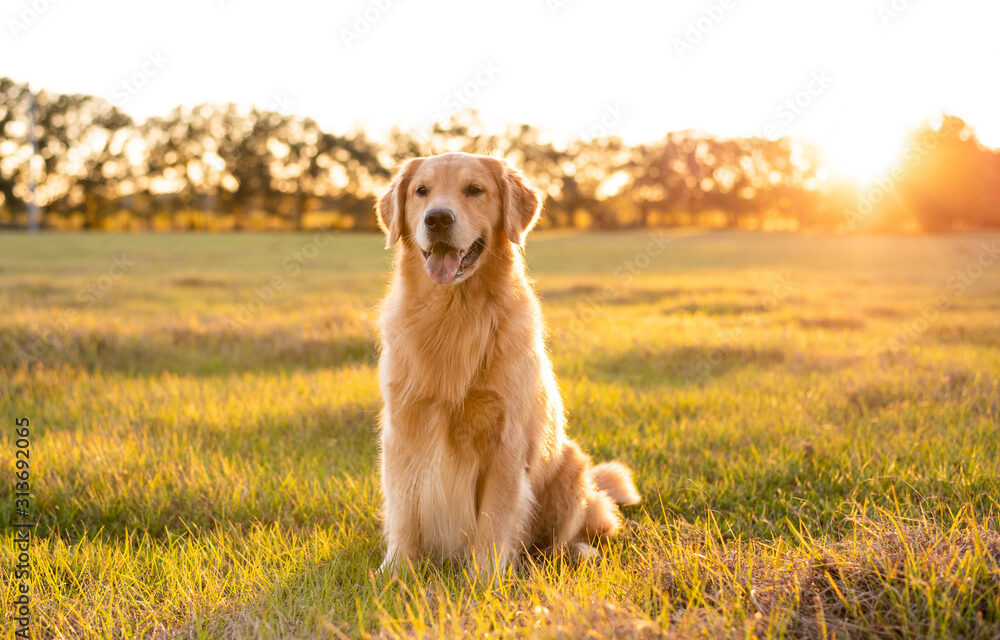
(1, 230), (999, 639)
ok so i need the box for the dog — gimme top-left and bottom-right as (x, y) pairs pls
(375, 152), (640, 574)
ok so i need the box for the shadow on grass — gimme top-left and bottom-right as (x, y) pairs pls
(1, 324), (376, 374)
(838, 367), (976, 416)
(169, 538), (384, 639)
(21, 400), (381, 543)
(539, 284), (685, 306)
(795, 315), (867, 330)
(166, 495), (1000, 638)
(169, 274), (238, 288)
(642, 451), (1000, 543)
(927, 323), (1000, 347)
(661, 302), (770, 316)
(539, 285), (771, 309)
(586, 345), (786, 387)
(642, 510), (1000, 639)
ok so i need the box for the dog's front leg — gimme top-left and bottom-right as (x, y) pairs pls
(378, 436), (422, 577)
(379, 494), (418, 576)
(471, 447), (533, 576)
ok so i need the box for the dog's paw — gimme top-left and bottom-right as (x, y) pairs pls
(569, 541), (600, 563)
(377, 552), (401, 579)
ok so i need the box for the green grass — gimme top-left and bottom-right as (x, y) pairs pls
(1, 229), (999, 638)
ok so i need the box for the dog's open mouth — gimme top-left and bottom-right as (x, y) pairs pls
(421, 237), (485, 284)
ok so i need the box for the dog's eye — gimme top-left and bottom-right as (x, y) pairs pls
(465, 184), (483, 196)
(415, 185), (428, 196)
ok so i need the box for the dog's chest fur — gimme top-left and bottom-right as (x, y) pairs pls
(380, 387), (505, 558)
(378, 287), (515, 557)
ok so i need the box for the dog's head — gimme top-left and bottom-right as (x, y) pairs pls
(377, 153), (541, 285)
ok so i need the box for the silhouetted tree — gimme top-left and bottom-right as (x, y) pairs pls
(1, 78), (997, 233)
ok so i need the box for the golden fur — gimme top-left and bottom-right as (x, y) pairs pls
(375, 152), (640, 574)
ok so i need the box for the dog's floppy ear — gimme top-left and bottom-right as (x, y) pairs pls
(377, 158), (423, 248)
(498, 162), (541, 246)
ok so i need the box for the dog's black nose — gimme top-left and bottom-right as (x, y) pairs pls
(424, 208), (455, 232)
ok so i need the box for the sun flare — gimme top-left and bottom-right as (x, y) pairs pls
(818, 127), (909, 186)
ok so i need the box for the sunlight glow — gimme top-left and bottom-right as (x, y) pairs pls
(818, 128), (910, 186)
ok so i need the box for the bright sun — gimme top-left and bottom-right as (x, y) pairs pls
(817, 126), (909, 186)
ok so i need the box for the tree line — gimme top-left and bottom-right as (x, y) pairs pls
(1, 77), (998, 232)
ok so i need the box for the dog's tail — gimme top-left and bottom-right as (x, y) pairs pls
(588, 461), (641, 506)
(580, 460), (641, 541)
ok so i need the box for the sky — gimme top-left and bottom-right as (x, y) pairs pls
(3, 0), (998, 184)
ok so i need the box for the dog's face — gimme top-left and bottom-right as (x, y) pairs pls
(377, 153), (540, 285)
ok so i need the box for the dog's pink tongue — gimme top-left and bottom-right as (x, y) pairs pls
(425, 249), (461, 284)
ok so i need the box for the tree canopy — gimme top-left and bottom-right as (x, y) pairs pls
(1, 78), (997, 232)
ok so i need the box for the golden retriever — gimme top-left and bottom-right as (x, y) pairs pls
(375, 152), (640, 574)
